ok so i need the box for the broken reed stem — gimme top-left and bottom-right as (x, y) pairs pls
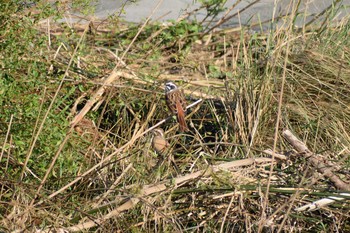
(283, 130), (350, 191)
(66, 157), (274, 231)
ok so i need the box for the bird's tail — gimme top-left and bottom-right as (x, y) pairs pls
(176, 102), (189, 132)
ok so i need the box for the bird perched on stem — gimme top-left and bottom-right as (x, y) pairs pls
(165, 81), (189, 132)
(151, 128), (170, 156)
(151, 128), (179, 173)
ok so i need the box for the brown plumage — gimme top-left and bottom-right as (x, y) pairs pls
(151, 128), (179, 173)
(165, 82), (189, 132)
(151, 128), (170, 156)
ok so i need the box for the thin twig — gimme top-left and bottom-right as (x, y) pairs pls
(0, 115), (13, 163)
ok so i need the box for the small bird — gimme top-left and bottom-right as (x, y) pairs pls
(151, 128), (170, 156)
(151, 128), (179, 173)
(165, 81), (189, 132)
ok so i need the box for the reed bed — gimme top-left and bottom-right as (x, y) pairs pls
(0, 0), (349, 232)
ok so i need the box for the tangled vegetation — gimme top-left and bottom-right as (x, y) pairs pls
(0, 0), (349, 232)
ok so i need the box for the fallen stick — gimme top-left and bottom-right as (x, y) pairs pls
(282, 130), (350, 191)
(295, 192), (350, 212)
(70, 71), (121, 127)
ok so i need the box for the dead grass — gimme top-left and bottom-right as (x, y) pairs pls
(1, 2), (350, 232)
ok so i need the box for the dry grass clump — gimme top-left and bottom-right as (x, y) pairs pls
(1, 1), (350, 232)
